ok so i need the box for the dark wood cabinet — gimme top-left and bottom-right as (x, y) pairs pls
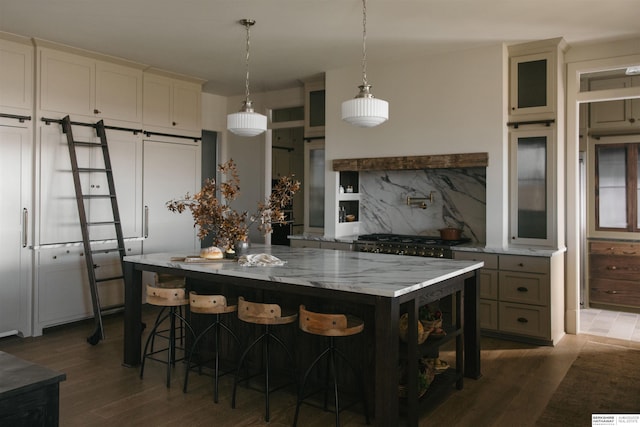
(589, 241), (640, 309)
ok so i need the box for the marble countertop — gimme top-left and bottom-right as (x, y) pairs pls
(124, 244), (483, 298)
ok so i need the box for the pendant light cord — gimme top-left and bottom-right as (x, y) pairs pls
(244, 21), (251, 101)
(361, 0), (368, 87)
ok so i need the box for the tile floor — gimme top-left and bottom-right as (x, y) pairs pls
(580, 307), (640, 342)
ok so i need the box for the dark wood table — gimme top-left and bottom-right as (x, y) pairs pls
(122, 245), (482, 426)
(0, 351), (66, 427)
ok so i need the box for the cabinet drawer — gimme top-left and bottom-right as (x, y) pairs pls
(499, 302), (549, 339)
(590, 278), (640, 308)
(590, 241), (640, 256)
(499, 271), (549, 306)
(454, 252), (498, 269)
(499, 255), (548, 274)
(590, 254), (640, 281)
(479, 299), (498, 331)
(479, 269), (498, 300)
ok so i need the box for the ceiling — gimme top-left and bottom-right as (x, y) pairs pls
(1, 0), (639, 97)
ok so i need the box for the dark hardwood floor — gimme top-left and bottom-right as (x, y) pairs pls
(1, 307), (638, 427)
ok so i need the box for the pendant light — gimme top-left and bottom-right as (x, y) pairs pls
(341, 0), (389, 128)
(227, 19), (267, 137)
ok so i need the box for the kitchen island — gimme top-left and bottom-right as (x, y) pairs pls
(123, 245), (483, 426)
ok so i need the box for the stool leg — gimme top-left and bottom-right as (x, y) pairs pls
(140, 310), (171, 380)
(213, 317), (221, 403)
(293, 347), (331, 427)
(264, 326), (271, 422)
(329, 343), (340, 427)
(167, 307), (176, 387)
(232, 331), (266, 409)
(183, 320), (217, 393)
(335, 347), (370, 425)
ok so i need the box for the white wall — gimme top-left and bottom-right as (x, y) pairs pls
(325, 44), (507, 247)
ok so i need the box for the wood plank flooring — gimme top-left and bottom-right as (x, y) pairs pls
(1, 307), (639, 427)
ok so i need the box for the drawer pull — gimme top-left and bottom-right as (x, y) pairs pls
(605, 290), (619, 294)
(623, 251), (637, 255)
(607, 265), (617, 270)
(517, 286), (528, 293)
(517, 317), (528, 323)
(518, 263), (524, 267)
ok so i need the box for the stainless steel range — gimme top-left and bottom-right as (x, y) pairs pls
(355, 233), (470, 259)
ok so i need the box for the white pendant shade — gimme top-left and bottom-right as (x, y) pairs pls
(342, 96), (389, 128)
(227, 111), (267, 137)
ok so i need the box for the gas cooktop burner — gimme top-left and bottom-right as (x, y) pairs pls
(357, 233), (469, 246)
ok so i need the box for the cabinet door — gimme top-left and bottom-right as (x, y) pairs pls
(509, 51), (554, 116)
(0, 123), (32, 337)
(38, 123), (93, 244)
(39, 49), (94, 117)
(142, 74), (172, 128)
(172, 80), (201, 132)
(0, 39), (33, 114)
(142, 139), (200, 254)
(304, 78), (325, 138)
(589, 77), (635, 129)
(86, 130), (143, 240)
(509, 129), (554, 246)
(95, 61), (143, 123)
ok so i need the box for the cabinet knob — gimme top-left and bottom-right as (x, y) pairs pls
(518, 263), (524, 267)
(605, 290), (619, 294)
(629, 118), (636, 123)
(94, 109), (101, 114)
(607, 265), (617, 270)
(517, 317), (528, 323)
(172, 121), (177, 126)
(517, 286), (528, 292)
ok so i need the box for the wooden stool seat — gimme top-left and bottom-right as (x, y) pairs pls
(184, 292), (240, 403)
(300, 306), (364, 337)
(238, 297), (298, 325)
(189, 292), (237, 314)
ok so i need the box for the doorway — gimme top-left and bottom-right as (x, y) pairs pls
(568, 58), (640, 336)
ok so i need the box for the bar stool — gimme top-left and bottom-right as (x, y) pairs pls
(231, 296), (298, 422)
(139, 280), (194, 388)
(293, 305), (370, 427)
(183, 292), (240, 403)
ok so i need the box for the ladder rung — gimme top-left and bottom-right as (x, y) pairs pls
(73, 141), (104, 147)
(89, 247), (126, 254)
(82, 194), (115, 199)
(95, 275), (124, 283)
(77, 167), (110, 173)
(87, 221), (120, 226)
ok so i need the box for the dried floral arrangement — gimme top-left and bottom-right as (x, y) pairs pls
(166, 159), (300, 250)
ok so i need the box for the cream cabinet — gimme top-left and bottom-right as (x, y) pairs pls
(142, 71), (202, 136)
(0, 36), (34, 115)
(34, 242), (141, 335)
(37, 124), (142, 245)
(455, 251), (564, 345)
(589, 76), (640, 130)
(0, 119), (33, 337)
(38, 47), (143, 124)
(509, 50), (555, 117)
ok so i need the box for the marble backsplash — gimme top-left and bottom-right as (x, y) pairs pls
(358, 168), (486, 243)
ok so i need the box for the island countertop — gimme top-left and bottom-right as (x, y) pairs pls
(123, 244), (484, 298)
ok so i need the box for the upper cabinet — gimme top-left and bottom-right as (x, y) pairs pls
(142, 70), (203, 137)
(508, 38), (566, 121)
(304, 76), (325, 139)
(38, 44), (144, 124)
(589, 76), (640, 130)
(0, 34), (34, 115)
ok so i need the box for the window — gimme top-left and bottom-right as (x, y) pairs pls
(595, 143), (639, 231)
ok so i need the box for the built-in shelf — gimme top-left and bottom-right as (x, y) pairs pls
(332, 152), (489, 172)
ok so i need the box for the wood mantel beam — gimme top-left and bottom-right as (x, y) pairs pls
(332, 152), (489, 172)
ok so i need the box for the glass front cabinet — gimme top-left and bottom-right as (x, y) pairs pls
(509, 128), (556, 247)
